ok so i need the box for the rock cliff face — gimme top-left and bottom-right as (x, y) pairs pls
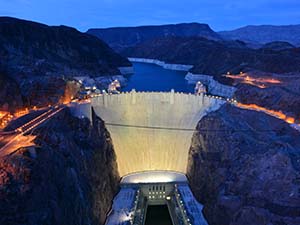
(0, 108), (120, 225)
(87, 23), (222, 52)
(187, 104), (300, 225)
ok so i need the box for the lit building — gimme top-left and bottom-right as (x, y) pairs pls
(108, 79), (121, 94)
(194, 81), (207, 95)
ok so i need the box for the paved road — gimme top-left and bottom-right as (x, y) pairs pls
(0, 106), (65, 157)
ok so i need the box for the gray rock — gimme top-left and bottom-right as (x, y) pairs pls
(0, 108), (120, 225)
(187, 104), (300, 225)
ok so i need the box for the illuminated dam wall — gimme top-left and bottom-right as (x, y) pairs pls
(89, 90), (224, 176)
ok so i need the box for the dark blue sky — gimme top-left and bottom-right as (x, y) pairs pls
(1, 0), (300, 31)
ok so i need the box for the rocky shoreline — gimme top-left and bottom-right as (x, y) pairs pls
(128, 57), (193, 71)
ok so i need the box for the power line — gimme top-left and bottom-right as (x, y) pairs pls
(105, 123), (285, 132)
(106, 123), (196, 131)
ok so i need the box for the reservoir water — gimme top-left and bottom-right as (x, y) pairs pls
(122, 62), (194, 93)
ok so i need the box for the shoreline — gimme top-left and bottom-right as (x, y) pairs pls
(128, 57), (193, 71)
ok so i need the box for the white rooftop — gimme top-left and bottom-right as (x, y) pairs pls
(177, 184), (208, 225)
(105, 187), (137, 225)
(121, 170), (187, 184)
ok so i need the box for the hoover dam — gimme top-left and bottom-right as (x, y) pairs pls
(72, 90), (224, 176)
(70, 89), (224, 224)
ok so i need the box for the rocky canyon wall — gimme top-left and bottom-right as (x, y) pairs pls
(0, 108), (120, 225)
(187, 104), (300, 225)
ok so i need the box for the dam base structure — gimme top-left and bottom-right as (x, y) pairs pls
(105, 171), (208, 225)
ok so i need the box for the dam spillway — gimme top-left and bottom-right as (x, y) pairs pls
(89, 90), (224, 176)
(105, 171), (208, 225)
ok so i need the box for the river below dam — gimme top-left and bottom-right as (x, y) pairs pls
(122, 62), (194, 92)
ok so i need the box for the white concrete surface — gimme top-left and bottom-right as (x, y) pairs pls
(91, 91), (225, 176)
(121, 170), (187, 184)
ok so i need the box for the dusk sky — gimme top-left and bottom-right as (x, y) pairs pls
(1, 0), (300, 31)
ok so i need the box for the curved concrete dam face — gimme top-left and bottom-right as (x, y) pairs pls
(91, 91), (224, 176)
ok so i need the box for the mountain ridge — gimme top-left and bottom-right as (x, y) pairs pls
(219, 24), (300, 45)
(0, 16), (131, 79)
(87, 22), (222, 51)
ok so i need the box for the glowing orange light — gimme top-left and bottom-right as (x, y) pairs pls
(236, 103), (297, 125)
(0, 111), (14, 129)
(225, 73), (282, 89)
(14, 108), (29, 117)
(286, 117), (295, 124)
(60, 81), (81, 104)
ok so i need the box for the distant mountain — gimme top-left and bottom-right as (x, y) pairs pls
(219, 25), (300, 46)
(122, 36), (300, 79)
(87, 23), (222, 51)
(0, 17), (130, 79)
